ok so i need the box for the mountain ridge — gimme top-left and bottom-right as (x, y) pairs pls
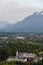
(0, 11), (43, 32)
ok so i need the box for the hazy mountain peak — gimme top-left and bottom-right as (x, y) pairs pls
(39, 11), (43, 15)
(33, 11), (43, 15)
(0, 11), (43, 33)
(33, 12), (39, 15)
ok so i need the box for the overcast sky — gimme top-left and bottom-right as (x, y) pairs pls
(0, 0), (43, 24)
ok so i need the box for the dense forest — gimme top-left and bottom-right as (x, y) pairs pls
(0, 38), (43, 65)
(0, 39), (43, 61)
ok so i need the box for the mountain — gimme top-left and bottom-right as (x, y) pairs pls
(0, 21), (9, 29)
(1, 11), (43, 33)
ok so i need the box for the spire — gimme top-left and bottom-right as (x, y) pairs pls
(16, 51), (18, 57)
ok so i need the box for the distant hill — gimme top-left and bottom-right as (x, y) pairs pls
(0, 21), (9, 29)
(0, 11), (43, 33)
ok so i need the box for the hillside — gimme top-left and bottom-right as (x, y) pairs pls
(0, 11), (43, 32)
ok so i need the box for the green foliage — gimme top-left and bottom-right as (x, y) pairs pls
(0, 39), (43, 61)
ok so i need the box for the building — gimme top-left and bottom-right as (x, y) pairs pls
(16, 36), (25, 40)
(7, 52), (38, 62)
(15, 52), (37, 62)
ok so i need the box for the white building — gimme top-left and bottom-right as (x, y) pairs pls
(16, 36), (25, 40)
(7, 52), (37, 62)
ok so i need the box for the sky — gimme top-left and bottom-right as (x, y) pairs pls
(0, 0), (43, 24)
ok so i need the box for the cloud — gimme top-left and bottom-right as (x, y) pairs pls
(0, 0), (43, 23)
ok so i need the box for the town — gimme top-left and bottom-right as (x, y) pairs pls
(0, 33), (43, 64)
